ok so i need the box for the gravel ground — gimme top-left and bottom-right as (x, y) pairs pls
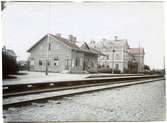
(3, 80), (166, 122)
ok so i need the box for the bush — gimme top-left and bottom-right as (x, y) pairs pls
(114, 69), (121, 74)
(98, 65), (101, 68)
(123, 68), (128, 73)
(98, 68), (113, 73)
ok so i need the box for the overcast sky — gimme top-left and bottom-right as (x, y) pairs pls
(2, 1), (164, 69)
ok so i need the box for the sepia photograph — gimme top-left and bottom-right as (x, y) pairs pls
(1, 1), (166, 122)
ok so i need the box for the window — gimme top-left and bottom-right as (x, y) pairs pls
(48, 43), (51, 51)
(65, 58), (70, 70)
(47, 61), (50, 66)
(115, 53), (121, 60)
(106, 55), (109, 60)
(30, 59), (34, 66)
(72, 58), (75, 67)
(39, 60), (42, 66)
(55, 45), (60, 50)
(54, 57), (59, 66)
(80, 58), (83, 66)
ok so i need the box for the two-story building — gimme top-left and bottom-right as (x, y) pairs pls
(27, 33), (98, 73)
(90, 36), (129, 72)
(89, 36), (145, 73)
(128, 48), (145, 73)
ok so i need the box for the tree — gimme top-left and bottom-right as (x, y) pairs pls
(1, 1), (7, 11)
(144, 65), (150, 71)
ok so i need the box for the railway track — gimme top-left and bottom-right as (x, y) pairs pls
(3, 75), (162, 96)
(3, 75), (164, 108)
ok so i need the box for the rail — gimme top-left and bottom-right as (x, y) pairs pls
(3, 75), (163, 95)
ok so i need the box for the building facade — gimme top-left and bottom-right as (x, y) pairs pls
(89, 36), (145, 73)
(128, 48), (145, 73)
(27, 33), (98, 73)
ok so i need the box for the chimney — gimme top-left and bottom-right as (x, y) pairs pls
(68, 34), (77, 44)
(114, 36), (118, 41)
(69, 35), (73, 41)
(2, 46), (6, 50)
(102, 38), (106, 42)
(90, 40), (95, 44)
(73, 37), (77, 42)
(55, 33), (61, 37)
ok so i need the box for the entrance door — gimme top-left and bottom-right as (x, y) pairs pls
(115, 64), (119, 70)
(83, 61), (88, 71)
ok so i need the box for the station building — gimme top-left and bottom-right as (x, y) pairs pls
(27, 33), (98, 73)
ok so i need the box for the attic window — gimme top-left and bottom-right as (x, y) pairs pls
(55, 45), (60, 50)
(48, 43), (51, 51)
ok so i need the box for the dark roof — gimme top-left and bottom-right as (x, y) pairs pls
(128, 48), (145, 54)
(49, 34), (80, 50)
(80, 42), (99, 55)
(27, 33), (80, 52)
(2, 49), (17, 57)
(27, 34), (98, 55)
(91, 48), (106, 56)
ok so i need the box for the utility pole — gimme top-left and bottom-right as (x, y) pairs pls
(45, 1), (51, 76)
(164, 56), (165, 70)
(138, 41), (140, 74)
(112, 49), (115, 74)
(1, 1), (7, 11)
(45, 34), (49, 76)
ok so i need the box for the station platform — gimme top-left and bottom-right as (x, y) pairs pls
(3, 71), (137, 86)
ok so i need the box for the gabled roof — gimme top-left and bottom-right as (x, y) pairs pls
(80, 42), (99, 55)
(27, 33), (80, 52)
(128, 48), (145, 54)
(80, 42), (90, 50)
(49, 34), (80, 50)
(27, 34), (98, 55)
(27, 35), (47, 52)
(90, 48), (106, 56)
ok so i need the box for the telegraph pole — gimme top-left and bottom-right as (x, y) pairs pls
(138, 41), (140, 74)
(45, 34), (49, 76)
(112, 49), (115, 74)
(45, 1), (51, 76)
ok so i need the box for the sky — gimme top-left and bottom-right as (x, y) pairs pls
(1, 1), (165, 69)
